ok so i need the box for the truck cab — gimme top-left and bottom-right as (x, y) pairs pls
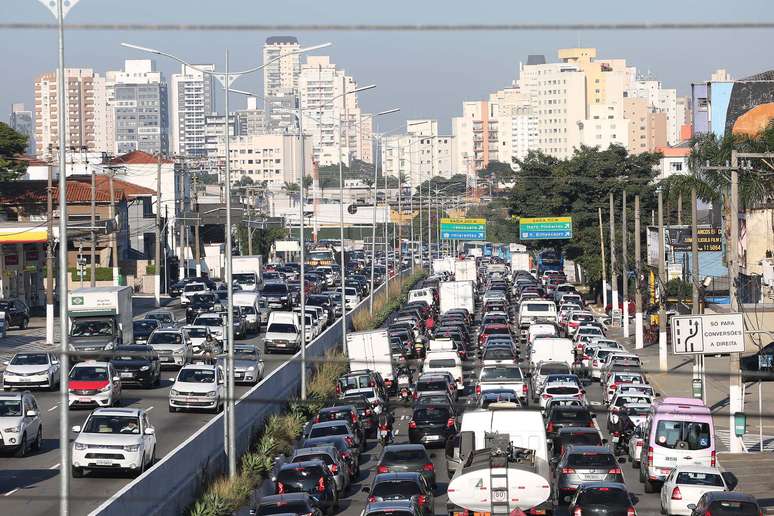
(67, 287), (133, 360)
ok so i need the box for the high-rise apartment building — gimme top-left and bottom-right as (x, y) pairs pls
(382, 120), (454, 186)
(110, 60), (168, 155)
(452, 101), (500, 173)
(9, 103), (35, 155)
(234, 96), (266, 137)
(171, 64), (215, 156)
(623, 97), (667, 154)
(219, 133), (312, 186)
(262, 36), (300, 98)
(629, 79), (687, 145)
(580, 103), (630, 149)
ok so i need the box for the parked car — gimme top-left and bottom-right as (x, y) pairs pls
(0, 299), (30, 329)
(2, 352), (61, 391)
(110, 345), (161, 388)
(0, 390), (42, 456)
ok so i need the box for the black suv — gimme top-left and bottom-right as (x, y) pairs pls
(0, 299), (30, 329)
(408, 403), (458, 447)
(553, 446), (624, 505)
(186, 293), (217, 324)
(545, 405), (595, 438)
(274, 460), (338, 515)
(365, 472), (434, 516)
(110, 345), (161, 388)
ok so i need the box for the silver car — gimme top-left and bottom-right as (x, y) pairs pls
(231, 344), (264, 384)
(144, 309), (177, 328)
(147, 329), (192, 368)
(0, 390), (42, 456)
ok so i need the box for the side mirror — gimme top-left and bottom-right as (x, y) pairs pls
(26, 410), (38, 417)
(72, 425), (82, 433)
(144, 427), (155, 435)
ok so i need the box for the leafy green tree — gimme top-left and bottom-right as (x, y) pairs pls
(0, 122), (29, 180)
(477, 160), (514, 189)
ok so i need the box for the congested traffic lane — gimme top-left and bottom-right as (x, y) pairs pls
(0, 298), (291, 516)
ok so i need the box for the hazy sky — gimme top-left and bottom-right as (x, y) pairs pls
(2, 0), (772, 133)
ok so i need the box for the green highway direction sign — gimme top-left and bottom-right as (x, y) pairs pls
(519, 216), (573, 240)
(440, 218), (486, 240)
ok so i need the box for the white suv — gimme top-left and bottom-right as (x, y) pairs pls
(68, 361), (122, 408)
(3, 352), (61, 391)
(0, 390), (42, 456)
(71, 407), (156, 478)
(169, 364), (224, 413)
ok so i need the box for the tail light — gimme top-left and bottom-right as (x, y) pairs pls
(671, 487), (682, 500)
(523, 384), (529, 395)
(413, 391), (418, 400)
(422, 463), (434, 472)
(573, 508), (583, 516)
(647, 446), (654, 466)
(636, 439), (644, 447)
(316, 477), (325, 493)
(627, 508), (636, 516)
(314, 415), (321, 423)
(368, 496), (376, 503)
(345, 436), (354, 447)
(546, 421), (554, 433)
(447, 418), (456, 429)
(561, 467), (575, 474)
(608, 467), (622, 475)
(612, 431), (620, 437)
(611, 383), (619, 391)
(417, 495), (427, 506)
(335, 384), (341, 394)
(341, 451), (351, 460)
(365, 409), (372, 416)
(711, 449), (716, 467)
(542, 394), (552, 400)
(408, 420), (417, 429)
(329, 464), (338, 474)
(276, 481), (285, 494)
(475, 385), (481, 395)
(377, 465), (389, 473)
(351, 413), (358, 424)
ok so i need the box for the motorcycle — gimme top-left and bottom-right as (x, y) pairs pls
(397, 373), (412, 405)
(377, 423), (393, 446)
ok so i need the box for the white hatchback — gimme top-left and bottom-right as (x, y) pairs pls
(168, 364), (225, 413)
(660, 465), (732, 516)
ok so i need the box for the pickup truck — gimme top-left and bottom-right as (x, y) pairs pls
(474, 364), (528, 406)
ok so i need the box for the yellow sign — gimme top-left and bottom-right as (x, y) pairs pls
(391, 210), (419, 223)
(440, 218), (486, 225)
(0, 228), (48, 244)
(518, 216), (572, 224)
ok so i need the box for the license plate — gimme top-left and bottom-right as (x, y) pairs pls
(79, 398), (91, 403)
(581, 474), (604, 480)
(160, 357), (172, 362)
(96, 460), (112, 466)
(120, 372), (134, 378)
(425, 435), (441, 441)
(276, 343), (286, 347)
(186, 397), (199, 402)
(235, 373), (243, 378)
(20, 377), (32, 382)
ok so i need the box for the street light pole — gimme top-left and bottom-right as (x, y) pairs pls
(369, 130), (378, 315)
(337, 75), (349, 354)
(298, 96), (308, 400)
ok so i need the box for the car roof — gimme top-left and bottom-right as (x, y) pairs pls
(180, 364), (216, 371)
(576, 481), (629, 491)
(0, 391), (25, 400)
(311, 420), (351, 428)
(566, 445), (613, 454)
(384, 443), (426, 452)
(671, 465), (722, 474)
(293, 445), (337, 456)
(91, 407), (144, 417)
(556, 426), (600, 435)
(701, 491), (758, 503)
(72, 360), (110, 367)
(260, 493), (312, 504)
(372, 472), (423, 482)
(279, 460), (327, 470)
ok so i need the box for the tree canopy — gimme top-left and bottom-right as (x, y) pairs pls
(0, 122), (29, 181)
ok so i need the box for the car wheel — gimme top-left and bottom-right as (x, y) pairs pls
(632, 459), (640, 469)
(33, 427), (42, 452)
(72, 466), (84, 478)
(20, 317), (28, 330)
(169, 405), (177, 413)
(643, 477), (657, 493)
(14, 433), (27, 457)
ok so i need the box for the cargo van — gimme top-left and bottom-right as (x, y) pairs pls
(408, 288), (434, 308)
(528, 337), (574, 368)
(640, 397), (715, 493)
(518, 301), (557, 340)
(232, 291), (260, 334)
(423, 351), (463, 389)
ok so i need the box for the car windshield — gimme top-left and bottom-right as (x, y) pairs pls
(576, 487), (630, 505)
(367, 511), (414, 516)
(149, 332), (183, 344)
(234, 346), (258, 359)
(309, 424), (348, 438)
(70, 320), (113, 337)
(83, 415), (141, 434)
(185, 328), (208, 338)
(177, 369), (215, 383)
(655, 420), (711, 450)
(294, 453), (333, 465)
(70, 366), (108, 381)
(133, 321), (157, 333)
(566, 452), (615, 468)
(147, 313), (174, 322)
(196, 317), (222, 328)
(624, 406), (651, 416)
(383, 448), (427, 462)
(541, 364), (571, 375)
(481, 366), (522, 381)
(268, 323), (297, 334)
(0, 399), (22, 416)
(525, 303), (552, 312)
(676, 471), (725, 487)
(483, 348), (515, 360)
(184, 284), (205, 293)
(10, 353), (48, 365)
(707, 501), (759, 514)
(427, 359), (457, 368)
(552, 409), (590, 421)
(372, 480), (422, 498)
(257, 501), (311, 515)
(262, 284), (288, 294)
(233, 273), (256, 286)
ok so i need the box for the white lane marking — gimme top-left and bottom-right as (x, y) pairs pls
(4, 488), (19, 497)
(394, 430), (400, 435)
(48, 405), (58, 412)
(146, 406), (154, 412)
(49, 463), (60, 470)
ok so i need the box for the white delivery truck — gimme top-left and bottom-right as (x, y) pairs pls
(231, 255), (264, 291)
(528, 337), (575, 368)
(454, 259), (477, 284)
(432, 257), (455, 275)
(447, 409), (552, 515)
(439, 281), (475, 315)
(510, 251), (531, 273)
(346, 329), (395, 392)
(68, 286), (133, 359)
(232, 291), (261, 334)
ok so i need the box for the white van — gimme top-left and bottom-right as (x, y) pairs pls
(528, 322), (558, 346)
(518, 301), (558, 340)
(528, 337), (574, 368)
(408, 288), (434, 307)
(232, 291), (260, 334)
(427, 338), (457, 354)
(264, 311), (301, 354)
(423, 351), (463, 389)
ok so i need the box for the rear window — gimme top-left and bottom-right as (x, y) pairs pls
(483, 348), (515, 360)
(309, 424), (348, 438)
(525, 303), (553, 312)
(367, 511), (415, 516)
(417, 380), (448, 392)
(427, 359), (457, 369)
(481, 366), (523, 381)
(553, 409), (591, 422)
(676, 471), (725, 487)
(547, 386), (580, 395)
(558, 433), (602, 447)
(372, 480), (422, 498)
(576, 487), (630, 505)
(383, 448), (428, 462)
(566, 452), (616, 468)
(293, 453), (333, 465)
(655, 420), (711, 450)
(276, 465), (326, 482)
(541, 363), (571, 375)
(257, 501), (310, 516)
(706, 501), (759, 515)
(413, 406), (452, 421)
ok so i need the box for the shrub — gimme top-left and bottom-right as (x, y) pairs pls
(69, 267), (114, 282)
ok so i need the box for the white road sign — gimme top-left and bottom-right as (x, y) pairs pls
(671, 313), (745, 355)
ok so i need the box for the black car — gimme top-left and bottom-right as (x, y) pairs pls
(364, 472), (434, 516)
(186, 293), (218, 323)
(314, 405), (364, 444)
(551, 427), (605, 459)
(274, 460), (338, 515)
(568, 482), (637, 516)
(307, 295), (335, 322)
(741, 341), (774, 382)
(133, 319), (159, 345)
(110, 345), (161, 388)
(690, 491), (761, 516)
(252, 493), (323, 516)
(408, 404), (457, 447)
(333, 394), (378, 437)
(377, 444), (435, 488)
(554, 446), (624, 505)
(546, 406), (595, 438)
(261, 283), (291, 309)
(0, 299), (30, 329)
(302, 435), (360, 479)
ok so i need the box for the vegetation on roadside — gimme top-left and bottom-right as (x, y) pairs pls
(351, 270), (426, 331)
(188, 351), (348, 516)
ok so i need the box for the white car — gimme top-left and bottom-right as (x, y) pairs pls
(628, 424), (646, 469)
(2, 352), (61, 390)
(538, 381), (585, 410)
(147, 328), (192, 368)
(193, 313), (225, 343)
(71, 407), (156, 478)
(589, 347), (623, 381)
(68, 361), (122, 408)
(340, 286), (360, 310)
(660, 466), (731, 516)
(603, 371), (648, 403)
(169, 364), (225, 413)
(423, 351), (464, 390)
(180, 281), (207, 306)
(0, 390), (42, 456)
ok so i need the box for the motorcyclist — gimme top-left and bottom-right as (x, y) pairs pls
(395, 365), (413, 384)
(377, 411), (394, 444)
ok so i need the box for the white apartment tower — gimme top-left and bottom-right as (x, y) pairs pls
(171, 64), (215, 156)
(383, 120), (454, 186)
(262, 36), (300, 98)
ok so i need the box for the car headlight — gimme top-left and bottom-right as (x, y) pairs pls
(3, 371), (16, 377)
(247, 366), (255, 371)
(123, 444), (141, 452)
(192, 346), (202, 353)
(4, 426), (20, 433)
(99, 384), (112, 392)
(174, 346), (187, 354)
(140, 365), (150, 371)
(206, 390), (217, 397)
(104, 342), (114, 351)
(73, 442), (87, 450)
(170, 389), (179, 396)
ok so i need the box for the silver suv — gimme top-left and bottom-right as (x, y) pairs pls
(0, 390), (42, 456)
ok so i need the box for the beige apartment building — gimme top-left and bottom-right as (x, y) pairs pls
(219, 133), (313, 186)
(624, 97), (668, 154)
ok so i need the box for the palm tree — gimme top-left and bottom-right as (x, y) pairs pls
(282, 181), (300, 204)
(302, 175), (313, 198)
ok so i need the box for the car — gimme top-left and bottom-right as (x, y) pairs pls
(413, 373), (457, 403)
(362, 499), (424, 516)
(0, 390), (42, 456)
(568, 482), (638, 516)
(660, 465), (736, 516)
(180, 281), (208, 306)
(185, 292), (219, 324)
(553, 445), (625, 504)
(193, 312), (226, 343)
(531, 361), (572, 402)
(332, 394), (378, 438)
(545, 405), (595, 438)
(290, 445), (350, 495)
(143, 309), (177, 328)
(408, 403), (458, 447)
(273, 460), (338, 514)
(364, 472), (434, 516)
(183, 325), (219, 363)
(168, 364), (225, 413)
(110, 345), (161, 388)
(231, 344), (264, 384)
(539, 381), (586, 410)
(301, 435), (360, 480)
(261, 282), (292, 309)
(376, 444), (435, 488)
(476, 389), (521, 409)
(68, 361), (122, 408)
(312, 405), (364, 444)
(589, 347), (625, 381)
(628, 424), (646, 469)
(688, 491), (760, 516)
(147, 328), (192, 368)
(2, 352), (61, 390)
(71, 407), (156, 478)
(251, 493), (324, 516)
(132, 319), (159, 345)
(551, 427), (605, 459)
(306, 420), (361, 451)
(0, 299), (30, 329)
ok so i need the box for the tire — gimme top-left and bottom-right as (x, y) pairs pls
(14, 433), (27, 457)
(169, 405), (177, 413)
(19, 317), (28, 330)
(632, 460), (640, 470)
(72, 466), (84, 478)
(33, 427), (42, 452)
(644, 477), (657, 494)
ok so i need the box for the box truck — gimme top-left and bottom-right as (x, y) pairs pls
(346, 329), (395, 392)
(432, 257), (455, 275)
(510, 251), (531, 272)
(454, 259), (477, 284)
(440, 281), (475, 315)
(232, 255), (263, 291)
(67, 286), (133, 358)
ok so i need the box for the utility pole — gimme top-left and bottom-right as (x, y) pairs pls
(369, 133), (378, 315)
(634, 195), (643, 349)
(383, 141), (389, 294)
(193, 175), (201, 277)
(396, 148), (402, 270)
(657, 187), (668, 371)
(179, 170), (187, 277)
(297, 94), (308, 402)
(90, 167), (96, 287)
(691, 186), (704, 402)
(728, 151), (742, 452)
(409, 181), (415, 273)
(622, 190), (629, 339)
(677, 192), (683, 225)
(46, 157), (54, 345)
(610, 193), (618, 323)
(154, 153), (162, 307)
(598, 207), (608, 309)
(337, 77), (349, 355)
(108, 171), (119, 286)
